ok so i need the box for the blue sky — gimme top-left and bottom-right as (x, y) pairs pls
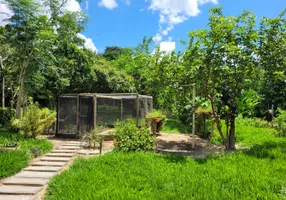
(79, 0), (285, 53)
(0, 0), (285, 53)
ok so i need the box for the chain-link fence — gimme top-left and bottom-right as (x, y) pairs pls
(56, 93), (153, 137)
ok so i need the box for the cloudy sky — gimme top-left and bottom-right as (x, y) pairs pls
(1, 0), (286, 53)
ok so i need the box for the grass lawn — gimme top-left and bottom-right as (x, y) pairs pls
(0, 128), (53, 179)
(45, 122), (286, 200)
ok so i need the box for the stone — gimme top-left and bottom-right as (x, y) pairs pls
(0, 186), (43, 195)
(15, 171), (57, 179)
(3, 177), (49, 186)
(0, 195), (35, 200)
(40, 157), (72, 162)
(46, 153), (74, 157)
(58, 146), (81, 150)
(31, 161), (66, 167)
(24, 166), (62, 172)
(52, 149), (78, 153)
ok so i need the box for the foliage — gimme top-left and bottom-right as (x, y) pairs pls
(11, 99), (56, 138)
(80, 127), (104, 148)
(113, 121), (156, 152)
(0, 108), (15, 126)
(146, 109), (166, 119)
(274, 109), (286, 136)
(238, 89), (261, 117)
(102, 46), (128, 61)
(161, 119), (191, 134)
(0, 128), (53, 179)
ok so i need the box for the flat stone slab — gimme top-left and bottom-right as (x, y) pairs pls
(58, 146), (81, 150)
(40, 157), (72, 162)
(0, 195), (35, 200)
(3, 177), (49, 186)
(78, 149), (100, 155)
(62, 143), (84, 146)
(15, 171), (57, 179)
(52, 149), (78, 153)
(0, 186), (43, 195)
(46, 153), (74, 157)
(31, 161), (66, 167)
(24, 166), (62, 172)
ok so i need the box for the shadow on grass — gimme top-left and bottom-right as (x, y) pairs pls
(245, 140), (286, 159)
(163, 119), (191, 134)
(163, 154), (187, 164)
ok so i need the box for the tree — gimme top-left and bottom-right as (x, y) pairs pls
(103, 46), (126, 61)
(184, 8), (258, 150)
(258, 10), (286, 112)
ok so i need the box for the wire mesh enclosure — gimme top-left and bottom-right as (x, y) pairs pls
(56, 93), (153, 137)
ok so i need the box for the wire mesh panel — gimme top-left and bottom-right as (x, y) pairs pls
(97, 97), (121, 126)
(58, 96), (77, 135)
(79, 96), (94, 133)
(57, 93), (153, 137)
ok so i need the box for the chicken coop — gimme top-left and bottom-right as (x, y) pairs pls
(56, 93), (153, 137)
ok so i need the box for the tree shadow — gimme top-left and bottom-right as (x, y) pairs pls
(244, 140), (286, 159)
(162, 153), (188, 164)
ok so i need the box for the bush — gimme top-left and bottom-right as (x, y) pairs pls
(113, 121), (156, 152)
(0, 108), (15, 127)
(147, 110), (166, 132)
(274, 109), (286, 136)
(11, 98), (56, 138)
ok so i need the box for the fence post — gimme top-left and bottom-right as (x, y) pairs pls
(93, 95), (97, 129)
(136, 94), (139, 127)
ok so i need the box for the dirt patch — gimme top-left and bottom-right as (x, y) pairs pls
(157, 133), (223, 158)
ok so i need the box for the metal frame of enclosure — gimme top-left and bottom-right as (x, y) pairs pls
(56, 93), (153, 137)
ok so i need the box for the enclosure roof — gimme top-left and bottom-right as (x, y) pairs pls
(60, 93), (152, 99)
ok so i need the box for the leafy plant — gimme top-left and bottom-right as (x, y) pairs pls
(274, 109), (286, 136)
(147, 110), (166, 132)
(80, 127), (104, 148)
(0, 108), (15, 127)
(113, 121), (156, 152)
(11, 98), (56, 138)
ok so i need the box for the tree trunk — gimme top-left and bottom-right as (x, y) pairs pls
(228, 115), (236, 150)
(16, 73), (25, 119)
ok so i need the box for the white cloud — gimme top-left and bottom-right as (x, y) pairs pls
(64, 0), (82, 12)
(122, 0), (131, 6)
(160, 41), (175, 53)
(98, 0), (118, 10)
(149, 0), (218, 43)
(77, 33), (98, 53)
(0, 3), (13, 26)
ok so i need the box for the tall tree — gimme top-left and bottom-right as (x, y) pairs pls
(184, 8), (258, 149)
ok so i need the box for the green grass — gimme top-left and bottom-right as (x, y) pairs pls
(162, 119), (191, 134)
(45, 148), (286, 200)
(0, 128), (53, 179)
(210, 120), (278, 147)
(45, 121), (286, 200)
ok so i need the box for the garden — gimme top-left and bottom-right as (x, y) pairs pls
(0, 0), (286, 199)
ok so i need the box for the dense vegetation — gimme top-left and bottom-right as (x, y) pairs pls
(45, 122), (286, 200)
(0, 128), (53, 179)
(0, 0), (285, 148)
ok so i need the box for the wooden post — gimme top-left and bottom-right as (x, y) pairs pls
(211, 118), (215, 137)
(136, 94), (139, 127)
(56, 96), (60, 136)
(76, 95), (80, 135)
(121, 99), (123, 120)
(93, 95), (97, 129)
(192, 84), (196, 149)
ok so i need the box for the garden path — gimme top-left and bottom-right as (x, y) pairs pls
(0, 138), (113, 200)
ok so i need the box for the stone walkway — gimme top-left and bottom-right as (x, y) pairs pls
(0, 141), (95, 200)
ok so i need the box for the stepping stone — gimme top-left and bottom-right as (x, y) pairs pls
(58, 146), (81, 150)
(62, 143), (84, 146)
(52, 149), (78, 153)
(78, 149), (100, 155)
(15, 171), (57, 179)
(46, 153), (74, 157)
(3, 177), (49, 186)
(40, 157), (72, 162)
(0, 195), (35, 200)
(24, 166), (62, 172)
(0, 186), (43, 195)
(65, 141), (84, 144)
(32, 161), (66, 167)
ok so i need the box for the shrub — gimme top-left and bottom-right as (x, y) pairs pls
(113, 121), (156, 152)
(0, 108), (15, 127)
(11, 98), (56, 138)
(274, 109), (286, 136)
